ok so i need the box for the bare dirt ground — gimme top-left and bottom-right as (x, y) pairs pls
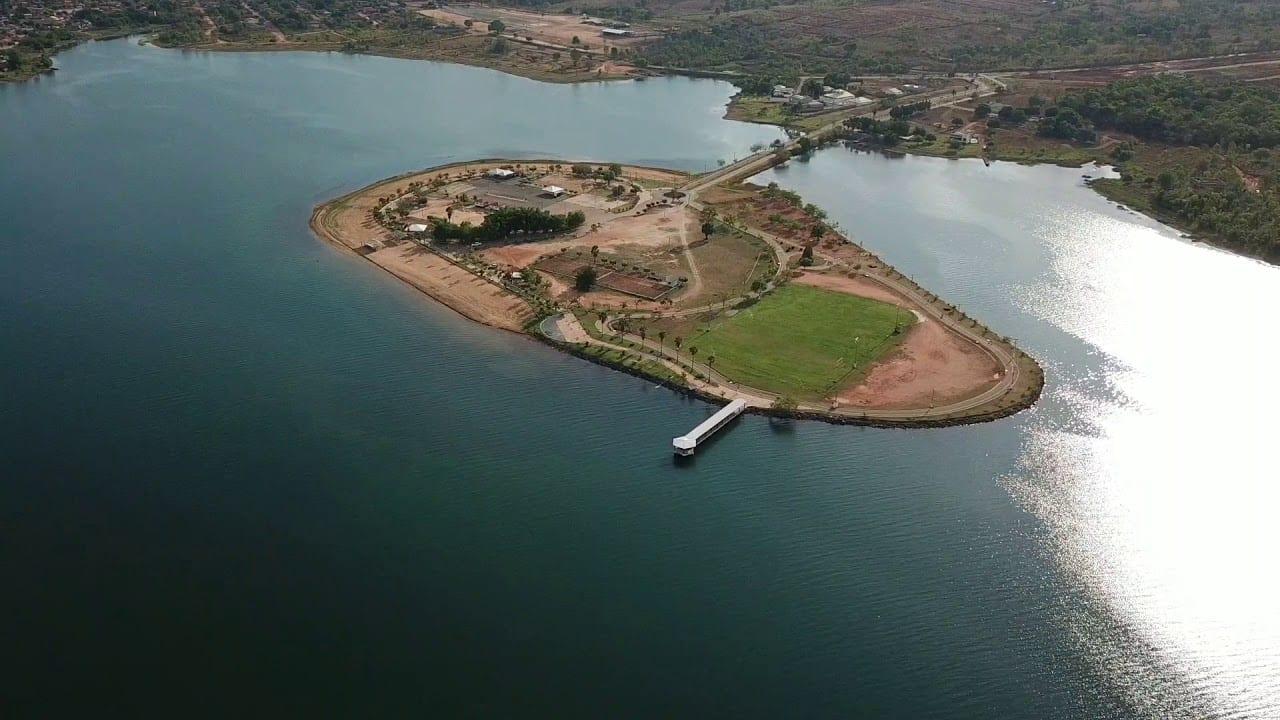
(591, 205), (687, 248)
(837, 319), (1002, 410)
(479, 208), (684, 268)
(794, 271), (1001, 410)
(370, 244), (533, 331)
(309, 162), (552, 332)
(418, 5), (653, 50)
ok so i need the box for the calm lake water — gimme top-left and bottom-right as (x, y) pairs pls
(2, 39), (1277, 717)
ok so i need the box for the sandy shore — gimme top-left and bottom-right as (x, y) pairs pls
(369, 244), (533, 331)
(309, 162), (542, 332)
(311, 159), (690, 332)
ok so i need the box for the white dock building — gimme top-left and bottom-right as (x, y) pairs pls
(672, 399), (747, 456)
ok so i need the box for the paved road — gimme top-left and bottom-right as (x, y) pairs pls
(539, 73), (1025, 422)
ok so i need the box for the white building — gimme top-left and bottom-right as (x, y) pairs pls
(487, 168), (516, 179)
(542, 185), (566, 197)
(820, 88), (858, 107)
(406, 223), (429, 233)
(602, 27), (632, 37)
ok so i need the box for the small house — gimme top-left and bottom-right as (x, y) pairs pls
(542, 185), (567, 197)
(406, 223), (429, 233)
(487, 168), (516, 179)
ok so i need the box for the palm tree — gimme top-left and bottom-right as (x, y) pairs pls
(657, 330), (667, 350)
(637, 327), (647, 345)
(674, 336), (683, 363)
(690, 346), (699, 364)
(707, 355), (716, 374)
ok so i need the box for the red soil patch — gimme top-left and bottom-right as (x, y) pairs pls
(795, 272), (1001, 410)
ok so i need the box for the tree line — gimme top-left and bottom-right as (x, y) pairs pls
(1051, 76), (1280, 262)
(1055, 75), (1280, 150)
(430, 206), (586, 243)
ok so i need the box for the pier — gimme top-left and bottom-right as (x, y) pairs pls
(672, 399), (748, 456)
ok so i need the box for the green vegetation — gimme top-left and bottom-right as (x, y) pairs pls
(689, 284), (914, 399)
(637, 0), (1280, 77)
(574, 266), (597, 291)
(1058, 76), (1280, 148)
(431, 206), (585, 243)
(950, 0), (1280, 70)
(639, 19), (904, 78)
(576, 344), (686, 386)
(1051, 76), (1280, 261)
(725, 97), (792, 126)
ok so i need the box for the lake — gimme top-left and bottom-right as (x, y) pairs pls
(2, 38), (1277, 717)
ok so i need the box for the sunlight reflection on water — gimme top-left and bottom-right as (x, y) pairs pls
(1012, 207), (1279, 717)
(763, 150), (1279, 718)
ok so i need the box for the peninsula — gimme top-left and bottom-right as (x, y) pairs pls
(312, 154), (1042, 426)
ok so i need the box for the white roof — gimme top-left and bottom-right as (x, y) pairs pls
(679, 399), (748, 445)
(543, 185), (566, 195)
(406, 223), (429, 232)
(488, 168), (515, 177)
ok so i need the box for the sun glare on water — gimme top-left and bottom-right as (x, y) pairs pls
(1011, 209), (1280, 717)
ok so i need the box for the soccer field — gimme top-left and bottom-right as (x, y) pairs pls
(692, 284), (915, 399)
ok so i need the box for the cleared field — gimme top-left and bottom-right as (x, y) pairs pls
(725, 97), (792, 125)
(676, 224), (774, 307)
(690, 284), (915, 399)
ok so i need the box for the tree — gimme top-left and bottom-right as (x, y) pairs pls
(575, 267), (598, 291)
(657, 330), (667, 348)
(570, 48), (582, 66)
(488, 19), (505, 34)
(800, 244), (815, 266)
(824, 71), (851, 89)
(674, 336), (683, 359)
(701, 220), (715, 238)
(771, 395), (798, 412)
(795, 136), (814, 155)
(590, 244), (600, 260)
(810, 224), (824, 240)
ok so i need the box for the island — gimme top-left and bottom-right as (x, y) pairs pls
(312, 154), (1043, 426)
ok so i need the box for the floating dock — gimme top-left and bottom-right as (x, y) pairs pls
(672, 399), (747, 456)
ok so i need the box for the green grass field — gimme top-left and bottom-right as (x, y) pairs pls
(690, 284), (915, 399)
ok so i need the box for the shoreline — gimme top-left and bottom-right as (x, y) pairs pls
(310, 158), (1044, 427)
